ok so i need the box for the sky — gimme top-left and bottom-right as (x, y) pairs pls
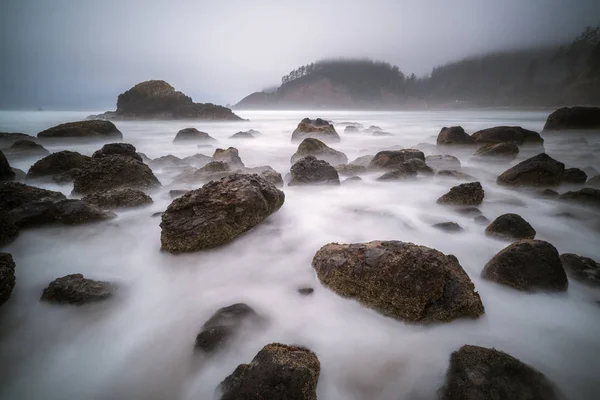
(0, 0), (599, 110)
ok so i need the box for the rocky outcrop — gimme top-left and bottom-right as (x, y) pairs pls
(72, 155), (161, 195)
(8, 199), (115, 228)
(474, 142), (519, 159)
(2, 140), (49, 158)
(289, 156), (340, 186)
(0, 252), (16, 307)
(560, 253), (600, 286)
(437, 182), (484, 206)
(291, 138), (348, 165)
(543, 106), (600, 131)
(92, 143), (142, 162)
(349, 154), (374, 167)
(160, 174), (284, 253)
(26, 151), (92, 181)
(0, 132), (37, 148)
(437, 126), (475, 146)
(90, 80), (242, 121)
(562, 168), (587, 184)
(497, 153), (565, 187)
(485, 213), (536, 241)
(82, 188), (153, 209)
(212, 147), (244, 168)
(291, 118), (340, 143)
(312, 241), (484, 323)
(230, 129), (258, 139)
(471, 126), (543, 145)
(41, 274), (115, 305)
(173, 128), (216, 143)
(0, 151), (15, 181)
(195, 303), (262, 353)
(440, 345), (562, 400)
(369, 149), (425, 170)
(482, 239), (568, 292)
(425, 155), (461, 170)
(0, 182), (66, 212)
(218, 343), (320, 400)
(37, 120), (122, 140)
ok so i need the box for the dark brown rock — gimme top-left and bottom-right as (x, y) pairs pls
(37, 120), (122, 140)
(485, 214), (536, 241)
(560, 253), (600, 287)
(425, 154), (461, 170)
(83, 188), (153, 209)
(0, 182), (65, 212)
(26, 151), (92, 180)
(312, 241), (484, 323)
(369, 149), (425, 170)
(559, 188), (600, 207)
(92, 143), (142, 162)
(291, 118), (340, 143)
(471, 126), (543, 145)
(173, 128), (216, 143)
(289, 156), (340, 186)
(376, 164), (418, 181)
(562, 168), (587, 184)
(433, 222), (463, 233)
(0, 252), (16, 307)
(41, 274), (115, 305)
(2, 140), (49, 158)
(586, 175), (600, 188)
(437, 126), (475, 145)
(291, 138), (347, 165)
(543, 106), (600, 131)
(482, 240), (568, 292)
(212, 147), (244, 168)
(437, 182), (484, 206)
(405, 158), (434, 175)
(497, 153), (565, 187)
(474, 142), (519, 160)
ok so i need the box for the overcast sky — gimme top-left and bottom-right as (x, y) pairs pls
(0, 0), (599, 109)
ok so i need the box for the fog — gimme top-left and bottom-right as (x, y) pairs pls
(1, 0), (599, 109)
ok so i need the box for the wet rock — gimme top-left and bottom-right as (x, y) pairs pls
(9, 199), (115, 228)
(0, 150), (15, 181)
(437, 126), (475, 146)
(312, 241), (484, 323)
(218, 343), (320, 400)
(437, 182), (484, 206)
(440, 344), (562, 400)
(291, 118), (340, 143)
(485, 213), (536, 241)
(432, 222), (463, 233)
(586, 175), (600, 188)
(2, 140), (49, 158)
(376, 164), (418, 181)
(0, 252), (16, 307)
(212, 147), (244, 168)
(543, 106), (600, 131)
(405, 158), (434, 175)
(194, 303), (262, 353)
(291, 138), (347, 165)
(0, 213), (19, 246)
(473, 142), (519, 160)
(37, 120), (122, 140)
(72, 155), (161, 195)
(298, 287), (314, 295)
(289, 156), (340, 186)
(471, 126), (543, 145)
(0, 132), (37, 148)
(26, 151), (92, 181)
(173, 128), (216, 143)
(148, 155), (188, 168)
(40, 274), (115, 305)
(92, 143), (142, 162)
(230, 130), (257, 139)
(436, 170), (477, 181)
(497, 153), (565, 187)
(369, 149), (425, 170)
(335, 164), (367, 176)
(563, 168), (587, 184)
(474, 215), (490, 225)
(559, 188), (600, 207)
(560, 253), (600, 287)
(161, 174), (284, 253)
(55, 200), (116, 224)
(0, 182), (65, 212)
(482, 239), (568, 292)
(425, 154), (461, 170)
(537, 188), (559, 198)
(83, 188), (153, 209)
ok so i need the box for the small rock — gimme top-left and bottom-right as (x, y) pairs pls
(37, 120), (122, 140)
(289, 156), (340, 186)
(559, 188), (600, 207)
(474, 215), (489, 225)
(26, 150), (92, 181)
(173, 128), (215, 143)
(376, 164), (417, 181)
(473, 142), (519, 160)
(497, 153), (564, 187)
(298, 287), (314, 295)
(342, 176), (362, 184)
(291, 138), (347, 165)
(41, 274), (115, 305)
(0, 182), (65, 212)
(437, 126), (475, 145)
(537, 188), (559, 198)
(563, 168), (587, 184)
(454, 207), (481, 217)
(586, 175), (600, 188)
(92, 143), (142, 162)
(432, 222), (463, 233)
(485, 213), (536, 241)
(3, 140), (49, 158)
(230, 130), (257, 139)
(437, 182), (484, 206)
(336, 164), (367, 176)
(349, 154), (374, 167)
(425, 154), (461, 170)
(372, 131), (394, 136)
(560, 253), (600, 287)
(212, 147), (244, 168)
(471, 126), (543, 145)
(369, 149), (425, 170)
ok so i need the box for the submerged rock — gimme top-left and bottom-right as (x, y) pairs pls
(0, 132), (37, 148)
(474, 142), (519, 160)
(437, 126), (475, 146)
(291, 138), (347, 165)
(437, 182), (484, 206)
(160, 174), (284, 253)
(37, 120), (122, 140)
(291, 118), (340, 143)
(0, 252), (16, 307)
(41, 274), (115, 305)
(425, 154), (461, 170)
(26, 151), (92, 181)
(0, 213), (19, 246)
(92, 143), (142, 162)
(485, 213), (536, 241)
(8, 199), (115, 228)
(218, 343), (320, 400)
(2, 140), (49, 158)
(471, 126), (543, 145)
(562, 168), (587, 184)
(482, 239), (568, 292)
(173, 128), (216, 143)
(312, 241), (484, 323)
(497, 153), (565, 187)
(559, 188), (600, 207)
(369, 149), (425, 170)
(82, 188), (153, 209)
(440, 344), (562, 400)
(230, 130), (257, 139)
(0, 150), (15, 181)
(405, 158), (434, 175)
(436, 170), (477, 181)
(289, 156), (340, 186)
(212, 147), (244, 168)
(376, 164), (417, 181)
(560, 253), (600, 287)
(0, 182), (65, 212)
(543, 106), (600, 131)
(432, 222), (463, 233)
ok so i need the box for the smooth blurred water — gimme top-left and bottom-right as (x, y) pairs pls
(0, 109), (599, 400)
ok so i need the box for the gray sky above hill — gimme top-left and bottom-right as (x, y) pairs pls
(0, 0), (599, 109)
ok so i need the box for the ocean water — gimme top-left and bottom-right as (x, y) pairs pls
(0, 109), (599, 400)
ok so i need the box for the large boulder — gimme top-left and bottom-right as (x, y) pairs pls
(497, 153), (565, 187)
(543, 106), (600, 131)
(559, 188), (600, 207)
(37, 120), (122, 140)
(425, 154), (461, 170)
(218, 343), (320, 400)
(369, 149), (425, 170)
(437, 182), (484, 206)
(92, 143), (142, 162)
(291, 138), (347, 165)
(473, 142), (519, 160)
(26, 151), (92, 181)
(195, 303), (262, 353)
(8, 199), (115, 228)
(2, 140), (49, 158)
(82, 188), (153, 209)
(160, 174), (284, 253)
(41, 274), (115, 305)
(173, 128), (216, 143)
(559, 253), (600, 287)
(291, 118), (340, 143)
(471, 126), (543, 145)
(440, 345), (562, 400)
(485, 213), (536, 241)
(482, 240), (568, 292)
(289, 156), (340, 186)
(0, 213), (19, 246)
(0, 252), (16, 307)
(562, 168), (587, 184)
(0, 150), (15, 181)
(312, 241), (484, 323)
(72, 155), (161, 195)
(0, 182), (65, 212)
(0, 132), (37, 148)
(212, 147), (244, 168)
(437, 126), (475, 146)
